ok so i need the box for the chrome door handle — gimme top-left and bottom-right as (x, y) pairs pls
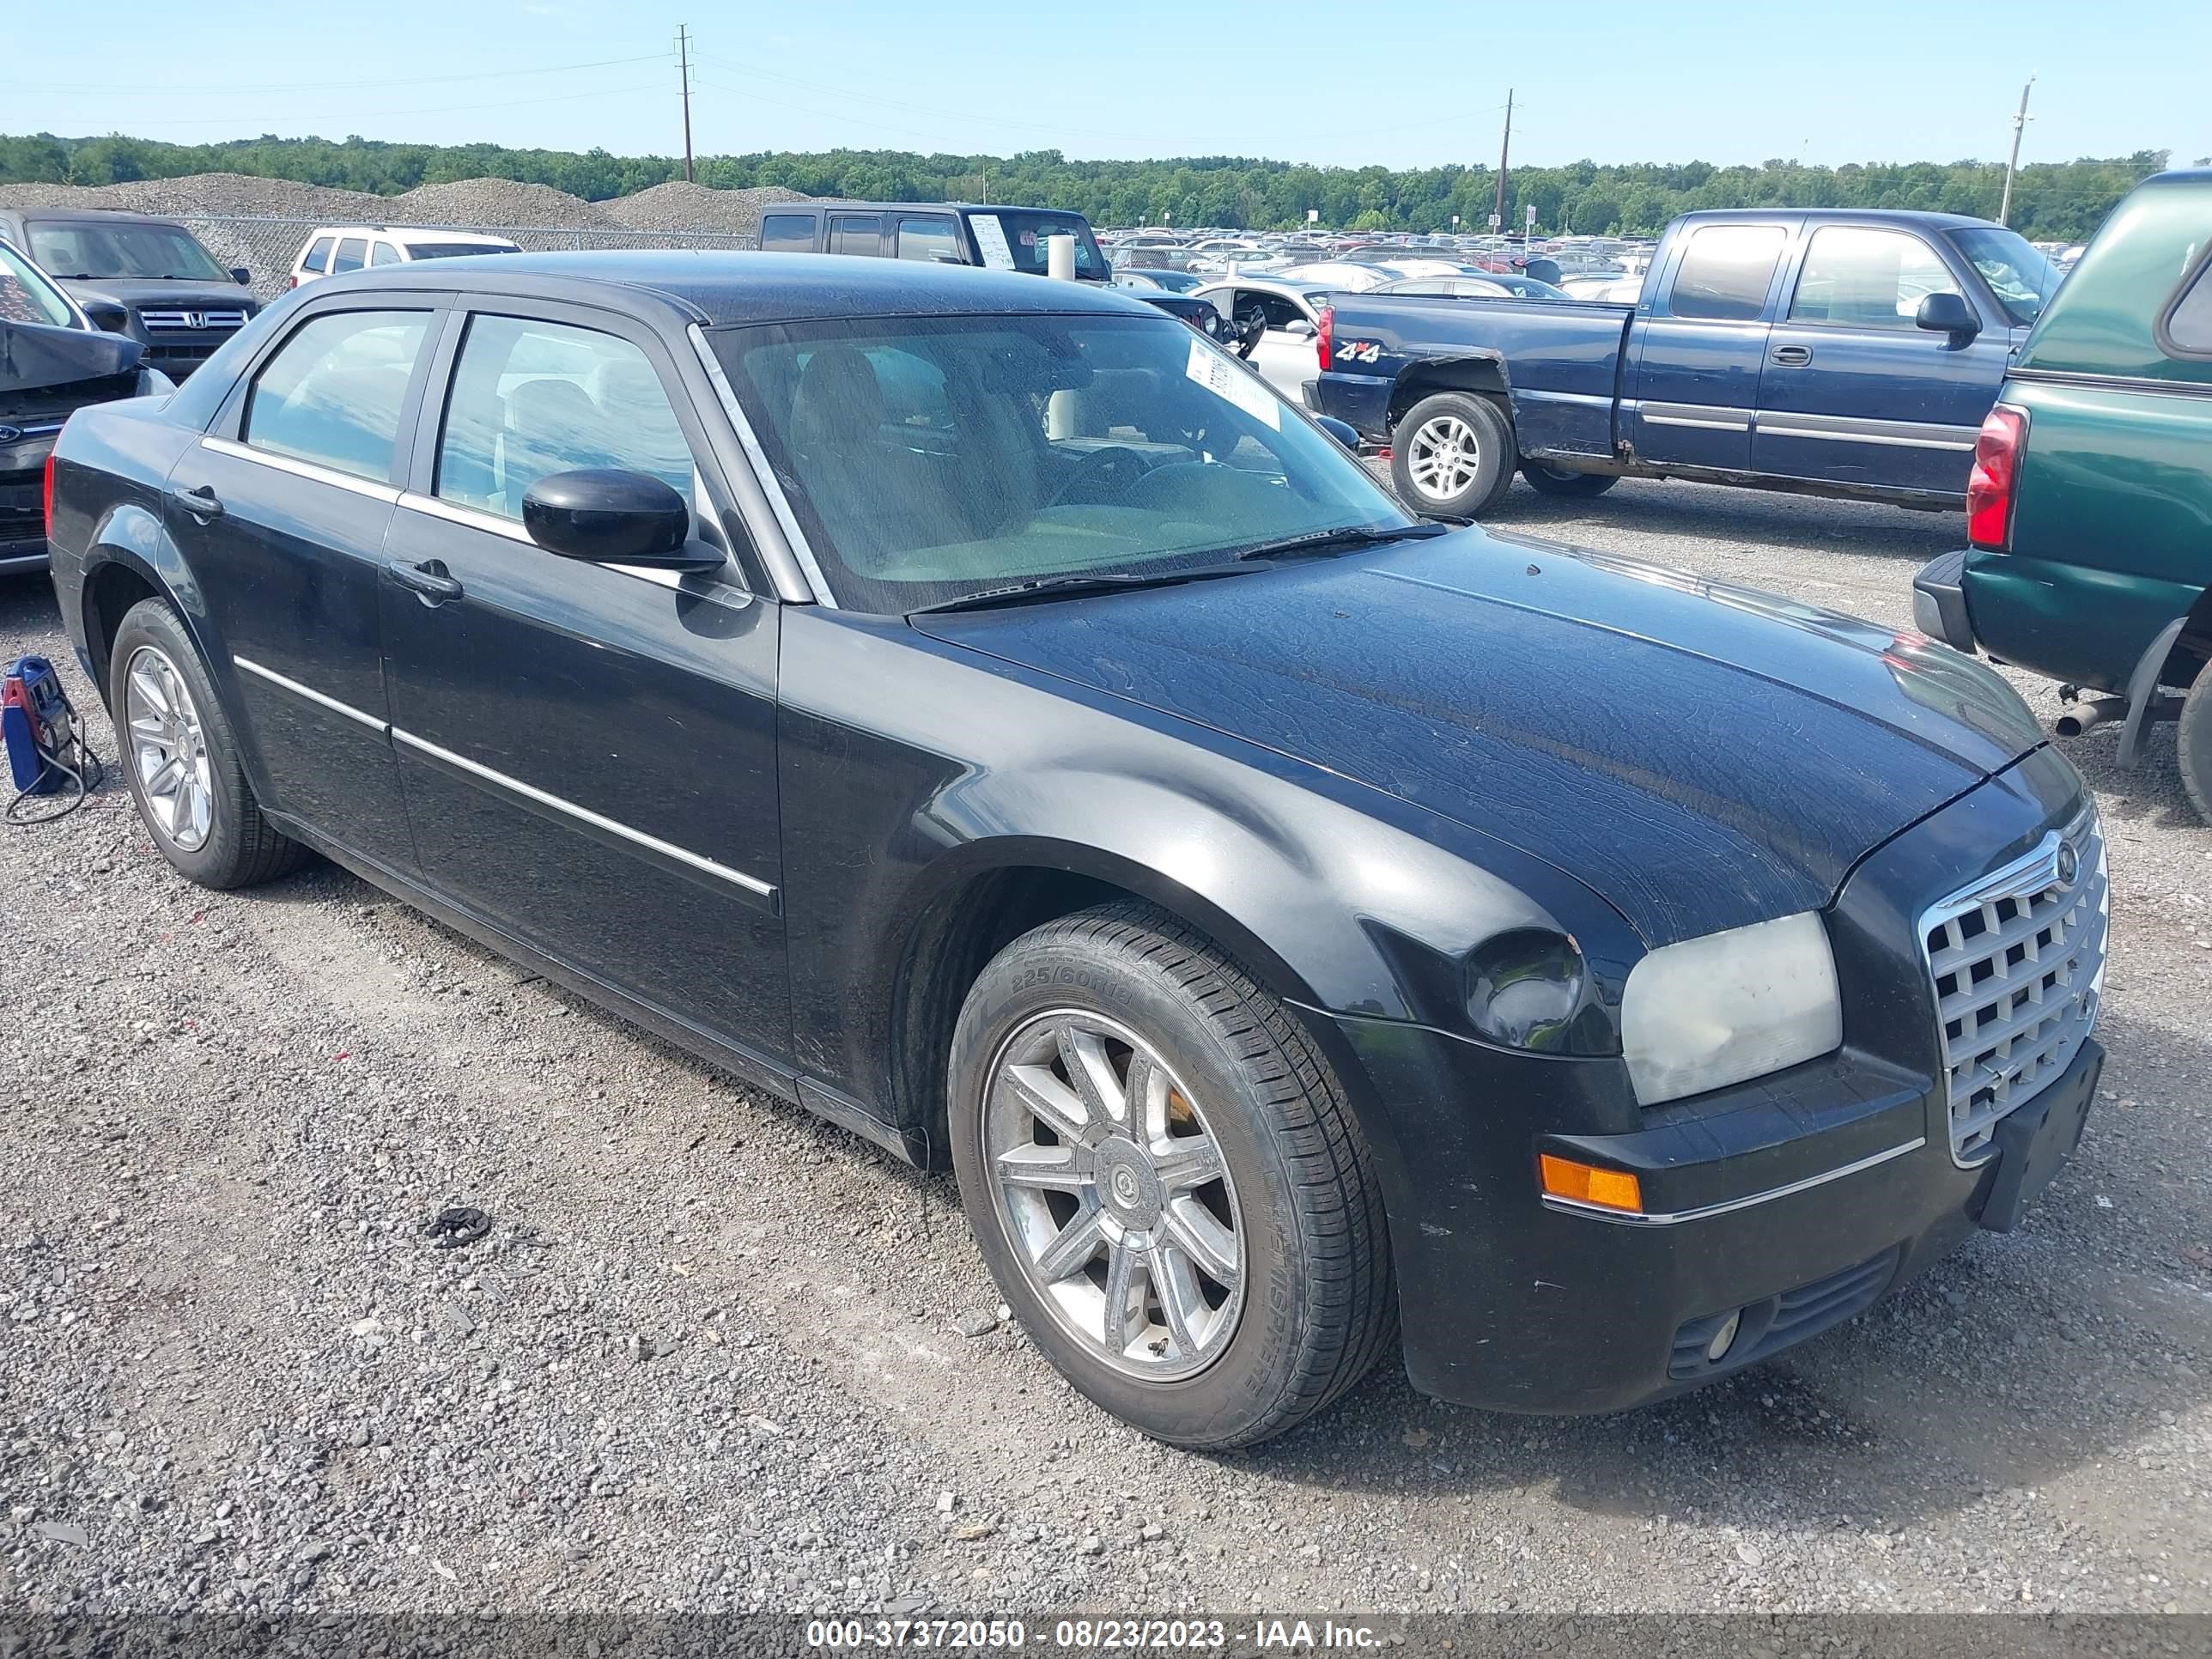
(1770, 345), (1813, 367)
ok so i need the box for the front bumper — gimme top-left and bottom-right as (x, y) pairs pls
(1913, 550), (1978, 653)
(1328, 746), (2096, 1414)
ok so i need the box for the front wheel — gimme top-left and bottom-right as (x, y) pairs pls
(1391, 392), (1516, 520)
(2179, 667), (2212, 824)
(1519, 462), (1619, 499)
(947, 902), (1395, 1449)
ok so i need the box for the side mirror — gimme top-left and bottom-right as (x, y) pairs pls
(1315, 416), (1360, 451)
(1281, 319), (1316, 339)
(1916, 290), (1979, 337)
(230, 267), (252, 286)
(521, 469), (716, 570)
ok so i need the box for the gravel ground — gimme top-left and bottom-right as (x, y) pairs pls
(3, 477), (2210, 1621)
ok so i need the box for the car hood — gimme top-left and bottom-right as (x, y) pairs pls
(1, 318), (143, 397)
(913, 529), (2047, 946)
(58, 278), (252, 313)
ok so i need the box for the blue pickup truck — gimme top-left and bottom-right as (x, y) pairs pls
(1314, 209), (2063, 520)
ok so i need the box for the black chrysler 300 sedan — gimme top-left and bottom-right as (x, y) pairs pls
(45, 253), (2107, 1447)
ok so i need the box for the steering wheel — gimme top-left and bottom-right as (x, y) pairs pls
(1047, 445), (1151, 508)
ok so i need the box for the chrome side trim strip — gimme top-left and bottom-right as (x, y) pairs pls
(1540, 1137), (1926, 1227)
(1755, 411), (1977, 451)
(2006, 365), (2212, 401)
(201, 436), (402, 503)
(687, 322), (835, 607)
(390, 726), (778, 901)
(1640, 402), (1753, 433)
(396, 489), (533, 544)
(232, 655), (388, 732)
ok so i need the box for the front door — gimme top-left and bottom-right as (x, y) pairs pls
(1626, 221), (1790, 471)
(1753, 223), (2004, 495)
(162, 301), (439, 872)
(376, 303), (790, 1064)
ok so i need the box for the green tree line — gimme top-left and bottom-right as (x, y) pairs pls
(0, 131), (2177, 241)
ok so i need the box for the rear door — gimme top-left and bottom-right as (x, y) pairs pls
(826, 213), (886, 258)
(162, 298), (441, 872)
(1753, 222), (2001, 495)
(1626, 221), (1790, 470)
(376, 299), (790, 1063)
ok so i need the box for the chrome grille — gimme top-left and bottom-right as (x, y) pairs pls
(1920, 811), (2106, 1163)
(138, 308), (248, 332)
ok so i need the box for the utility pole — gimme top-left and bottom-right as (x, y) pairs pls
(1492, 88), (1513, 236)
(1998, 76), (2034, 228)
(677, 25), (696, 184)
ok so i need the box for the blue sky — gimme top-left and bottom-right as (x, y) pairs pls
(7, 1), (2207, 173)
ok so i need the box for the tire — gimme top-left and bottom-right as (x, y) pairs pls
(1519, 461), (1619, 499)
(108, 597), (306, 890)
(1391, 391), (1515, 520)
(947, 901), (1395, 1449)
(2180, 667), (2212, 824)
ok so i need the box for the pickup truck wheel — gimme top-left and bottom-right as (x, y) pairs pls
(1519, 462), (1619, 499)
(2180, 669), (2212, 823)
(1393, 392), (1514, 520)
(108, 598), (306, 890)
(947, 901), (1395, 1449)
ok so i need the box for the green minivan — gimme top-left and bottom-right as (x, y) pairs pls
(1914, 167), (2212, 819)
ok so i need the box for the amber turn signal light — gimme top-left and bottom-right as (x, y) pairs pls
(1538, 1153), (1643, 1213)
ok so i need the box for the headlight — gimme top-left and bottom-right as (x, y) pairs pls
(137, 366), (178, 397)
(1620, 911), (1841, 1105)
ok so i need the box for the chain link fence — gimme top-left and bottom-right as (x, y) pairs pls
(183, 216), (757, 303)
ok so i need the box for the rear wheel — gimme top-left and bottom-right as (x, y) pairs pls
(947, 902), (1395, 1449)
(2179, 668), (2212, 824)
(1391, 392), (1514, 520)
(1519, 461), (1619, 499)
(108, 598), (305, 890)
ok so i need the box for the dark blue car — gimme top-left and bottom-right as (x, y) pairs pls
(1317, 209), (2065, 519)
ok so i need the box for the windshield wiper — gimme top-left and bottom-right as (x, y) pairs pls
(1228, 520), (1449, 562)
(908, 563), (1256, 616)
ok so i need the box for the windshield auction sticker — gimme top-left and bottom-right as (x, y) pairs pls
(969, 214), (1017, 270)
(1185, 338), (1281, 429)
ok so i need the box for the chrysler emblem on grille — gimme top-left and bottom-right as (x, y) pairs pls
(2056, 841), (2079, 885)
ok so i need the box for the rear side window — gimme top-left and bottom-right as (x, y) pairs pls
(331, 237), (368, 275)
(301, 235), (334, 274)
(434, 314), (696, 520)
(829, 215), (884, 257)
(1668, 225), (1786, 322)
(243, 309), (430, 481)
(758, 214), (816, 253)
(2161, 249), (2212, 358)
(368, 240), (402, 267)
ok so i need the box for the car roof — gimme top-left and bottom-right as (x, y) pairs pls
(1672, 207), (1998, 232)
(304, 226), (520, 241)
(300, 249), (1159, 325)
(759, 200), (1091, 220)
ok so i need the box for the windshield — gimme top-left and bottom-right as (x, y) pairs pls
(1948, 227), (2064, 326)
(967, 210), (1106, 279)
(711, 311), (1412, 614)
(401, 242), (520, 261)
(0, 240), (79, 327)
(27, 220), (228, 282)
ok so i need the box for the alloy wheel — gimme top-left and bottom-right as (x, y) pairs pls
(982, 1010), (1245, 1382)
(1406, 414), (1482, 501)
(124, 644), (215, 852)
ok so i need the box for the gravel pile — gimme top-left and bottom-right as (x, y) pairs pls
(0, 172), (391, 223)
(604, 182), (809, 235)
(389, 178), (619, 230)
(3, 480), (2210, 1621)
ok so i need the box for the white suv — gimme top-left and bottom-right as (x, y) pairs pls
(288, 227), (521, 289)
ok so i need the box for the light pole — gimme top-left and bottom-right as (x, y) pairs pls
(1998, 76), (2035, 228)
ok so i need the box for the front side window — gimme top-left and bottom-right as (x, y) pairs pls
(26, 220), (226, 282)
(301, 236), (334, 275)
(896, 217), (962, 265)
(1788, 227), (1960, 329)
(434, 314), (696, 520)
(243, 309), (430, 481)
(759, 214), (815, 253)
(0, 240), (80, 328)
(368, 240), (402, 267)
(1668, 225), (1786, 322)
(829, 215), (884, 257)
(331, 238), (368, 276)
(711, 311), (1410, 614)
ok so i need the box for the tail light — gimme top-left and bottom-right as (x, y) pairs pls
(1966, 404), (2027, 549)
(285, 274), (300, 290)
(1316, 305), (1334, 372)
(42, 453), (57, 539)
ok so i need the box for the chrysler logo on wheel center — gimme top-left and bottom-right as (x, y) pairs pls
(1111, 1166), (1141, 1206)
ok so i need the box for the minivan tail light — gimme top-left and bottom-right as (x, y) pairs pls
(1316, 305), (1333, 372)
(42, 452), (57, 539)
(1966, 404), (2027, 550)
